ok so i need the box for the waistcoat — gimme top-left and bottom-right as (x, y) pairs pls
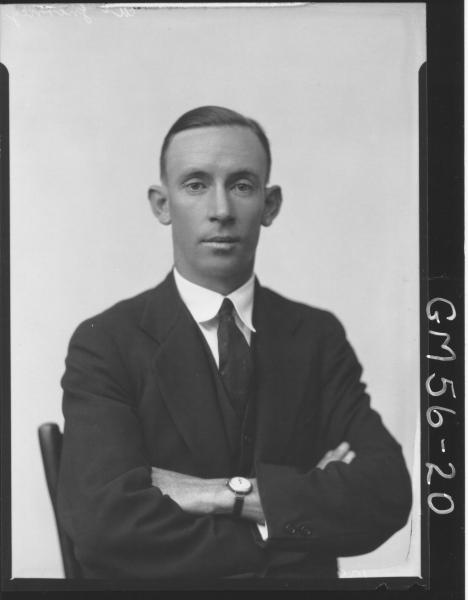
(196, 329), (257, 477)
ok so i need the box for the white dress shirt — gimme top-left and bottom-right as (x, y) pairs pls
(173, 267), (256, 366)
(173, 268), (268, 540)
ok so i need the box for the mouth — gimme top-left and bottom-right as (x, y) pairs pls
(201, 236), (240, 250)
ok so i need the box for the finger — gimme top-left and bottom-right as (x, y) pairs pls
(316, 449), (335, 470)
(342, 450), (356, 464)
(332, 441), (350, 460)
(316, 442), (352, 470)
(316, 456), (328, 470)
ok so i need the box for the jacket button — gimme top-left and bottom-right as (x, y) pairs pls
(285, 523), (297, 535)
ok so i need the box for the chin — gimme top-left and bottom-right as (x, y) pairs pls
(197, 256), (248, 280)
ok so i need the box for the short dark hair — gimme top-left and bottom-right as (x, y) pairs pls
(159, 105), (272, 182)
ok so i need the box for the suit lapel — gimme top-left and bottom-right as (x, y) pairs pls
(140, 273), (231, 476)
(253, 282), (310, 463)
(139, 274), (313, 472)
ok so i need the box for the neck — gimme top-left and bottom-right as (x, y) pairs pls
(174, 265), (253, 295)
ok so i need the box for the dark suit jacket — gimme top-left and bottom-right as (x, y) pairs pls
(57, 272), (412, 579)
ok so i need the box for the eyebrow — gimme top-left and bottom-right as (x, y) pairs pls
(177, 169), (262, 185)
(226, 170), (261, 184)
(177, 170), (210, 183)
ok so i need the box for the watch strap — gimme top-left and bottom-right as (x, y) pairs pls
(232, 494), (244, 518)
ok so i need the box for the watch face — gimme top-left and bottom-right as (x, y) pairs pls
(228, 476), (252, 494)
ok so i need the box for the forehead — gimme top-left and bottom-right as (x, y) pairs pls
(164, 126), (268, 179)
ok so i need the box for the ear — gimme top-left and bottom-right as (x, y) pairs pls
(261, 185), (282, 227)
(148, 185), (171, 225)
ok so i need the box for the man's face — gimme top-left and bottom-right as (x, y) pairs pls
(151, 125), (281, 292)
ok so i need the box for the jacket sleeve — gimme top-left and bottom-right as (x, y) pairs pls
(255, 313), (412, 556)
(57, 319), (266, 579)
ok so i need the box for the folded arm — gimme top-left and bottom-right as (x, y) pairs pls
(150, 442), (355, 525)
(57, 319), (267, 579)
(254, 315), (412, 556)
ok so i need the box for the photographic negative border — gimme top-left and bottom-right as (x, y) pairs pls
(0, 0), (463, 596)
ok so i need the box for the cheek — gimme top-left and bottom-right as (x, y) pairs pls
(171, 206), (201, 236)
(241, 205), (264, 232)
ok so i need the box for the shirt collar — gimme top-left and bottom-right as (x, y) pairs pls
(173, 268), (256, 333)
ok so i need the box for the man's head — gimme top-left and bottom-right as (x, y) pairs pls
(149, 106), (282, 294)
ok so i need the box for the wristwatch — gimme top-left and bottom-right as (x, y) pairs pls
(226, 476), (253, 517)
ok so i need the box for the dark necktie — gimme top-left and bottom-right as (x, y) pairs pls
(217, 298), (253, 419)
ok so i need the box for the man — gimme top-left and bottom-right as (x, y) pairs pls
(57, 106), (412, 580)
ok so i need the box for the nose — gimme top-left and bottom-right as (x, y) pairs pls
(209, 184), (234, 223)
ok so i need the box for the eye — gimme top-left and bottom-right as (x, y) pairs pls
(232, 181), (254, 195)
(184, 181), (206, 194)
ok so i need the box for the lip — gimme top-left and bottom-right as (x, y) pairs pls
(201, 236), (240, 251)
(202, 236), (240, 243)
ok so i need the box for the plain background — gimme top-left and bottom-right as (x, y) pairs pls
(1, 3), (425, 579)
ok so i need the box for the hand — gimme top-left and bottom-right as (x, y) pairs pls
(316, 441), (355, 470)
